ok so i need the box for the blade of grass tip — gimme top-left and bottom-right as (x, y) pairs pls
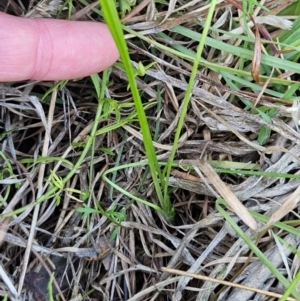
(99, 1), (169, 217)
(162, 0), (218, 203)
(216, 199), (300, 300)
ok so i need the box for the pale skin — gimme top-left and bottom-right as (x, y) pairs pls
(0, 12), (119, 81)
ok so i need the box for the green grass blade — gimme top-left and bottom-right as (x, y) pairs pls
(279, 263), (300, 301)
(163, 0), (218, 204)
(99, 0), (173, 219)
(47, 273), (55, 301)
(216, 199), (300, 300)
(102, 164), (165, 214)
(124, 27), (298, 88)
(172, 25), (300, 74)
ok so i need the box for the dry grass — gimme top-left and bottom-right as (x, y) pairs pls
(1, 0), (300, 300)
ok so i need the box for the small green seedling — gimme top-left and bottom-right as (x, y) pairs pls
(119, 0), (136, 17)
(47, 170), (89, 205)
(127, 61), (156, 90)
(77, 203), (126, 241)
(77, 203), (126, 224)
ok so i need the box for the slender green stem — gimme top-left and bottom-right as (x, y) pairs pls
(99, 0), (174, 219)
(162, 0), (218, 203)
(279, 263), (300, 301)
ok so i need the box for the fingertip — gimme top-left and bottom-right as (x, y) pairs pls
(0, 12), (119, 81)
(29, 18), (120, 81)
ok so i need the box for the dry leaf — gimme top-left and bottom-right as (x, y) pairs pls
(265, 185), (300, 228)
(251, 24), (261, 83)
(254, 15), (293, 30)
(258, 24), (278, 54)
(197, 160), (257, 231)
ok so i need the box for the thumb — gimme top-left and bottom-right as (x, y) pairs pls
(0, 12), (119, 81)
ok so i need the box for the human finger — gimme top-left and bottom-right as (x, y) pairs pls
(0, 12), (119, 81)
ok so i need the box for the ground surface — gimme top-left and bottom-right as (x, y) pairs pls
(1, 0), (300, 301)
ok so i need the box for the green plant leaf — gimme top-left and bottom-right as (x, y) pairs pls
(76, 204), (99, 219)
(99, 0), (173, 220)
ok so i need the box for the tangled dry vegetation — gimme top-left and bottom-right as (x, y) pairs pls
(1, 0), (300, 300)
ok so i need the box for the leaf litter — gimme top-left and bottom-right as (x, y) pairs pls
(1, 0), (300, 301)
